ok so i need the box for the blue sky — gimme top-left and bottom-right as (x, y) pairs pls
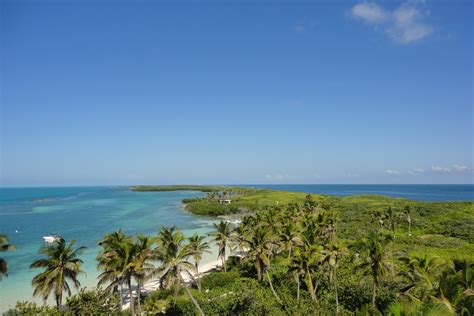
(1, 0), (472, 186)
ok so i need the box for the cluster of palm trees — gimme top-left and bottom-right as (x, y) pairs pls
(95, 227), (211, 315)
(396, 254), (474, 314)
(210, 195), (472, 314)
(208, 195), (349, 312)
(371, 205), (413, 238)
(15, 227), (210, 315)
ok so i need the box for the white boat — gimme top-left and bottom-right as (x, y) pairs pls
(42, 234), (61, 243)
(225, 219), (242, 225)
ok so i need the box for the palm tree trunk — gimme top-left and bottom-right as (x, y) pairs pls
(256, 262), (262, 282)
(372, 279), (377, 313)
(56, 294), (61, 308)
(296, 274), (300, 300)
(306, 271), (316, 301)
(266, 270), (282, 305)
(137, 281), (142, 314)
(119, 283), (124, 308)
(196, 263), (201, 291)
(334, 268), (339, 315)
(128, 277), (135, 316)
(222, 247), (226, 272)
(181, 276), (205, 316)
(313, 276), (321, 301)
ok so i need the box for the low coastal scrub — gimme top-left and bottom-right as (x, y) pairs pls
(2, 187), (473, 315)
(131, 185), (225, 192)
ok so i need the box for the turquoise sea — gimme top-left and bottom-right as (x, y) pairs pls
(0, 187), (219, 312)
(0, 184), (473, 312)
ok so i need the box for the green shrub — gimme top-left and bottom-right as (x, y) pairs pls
(4, 301), (61, 316)
(65, 288), (121, 315)
(201, 270), (241, 290)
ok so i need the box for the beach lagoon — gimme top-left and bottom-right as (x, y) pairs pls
(0, 187), (219, 312)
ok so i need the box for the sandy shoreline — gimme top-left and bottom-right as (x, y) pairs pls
(122, 258), (223, 310)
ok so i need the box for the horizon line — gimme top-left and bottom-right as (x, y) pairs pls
(1, 183), (473, 189)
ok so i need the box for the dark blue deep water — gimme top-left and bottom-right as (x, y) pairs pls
(244, 184), (474, 201)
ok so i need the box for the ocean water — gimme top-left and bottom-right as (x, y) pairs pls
(247, 184), (474, 201)
(0, 184), (472, 312)
(0, 187), (219, 312)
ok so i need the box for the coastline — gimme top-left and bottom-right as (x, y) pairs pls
(1, 185), (473, 312)
(122, 258), (224, 310)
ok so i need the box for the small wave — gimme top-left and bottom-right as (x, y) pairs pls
(30, 198), (55, 203)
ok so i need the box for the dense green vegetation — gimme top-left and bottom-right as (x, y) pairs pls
(178, 187), (474, 257)
(131, 185), (226, 192)
(2, 186), (473, 315)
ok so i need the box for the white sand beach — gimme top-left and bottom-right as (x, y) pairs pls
(121, 258), (223, 310)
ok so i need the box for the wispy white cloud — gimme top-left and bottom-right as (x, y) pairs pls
(385, 164), (470, 176)
(408, 168), (425, 175)
(351, 2), (389, 24)
(350, 1), (433, 44)
(264, 173), (289, 181)
(452, 164), (469, 173)
(432, 165), (452, 173)
(387, 4), (433, 44)
(292, 17), (317, 33)
(385, 169), (400, 175)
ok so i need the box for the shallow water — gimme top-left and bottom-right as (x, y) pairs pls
(0, 187), (219, 312)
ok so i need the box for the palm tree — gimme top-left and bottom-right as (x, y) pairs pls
(303, 194), (318, 213)
(210, 220), (231, 272)
(230, 225), (248, 258)
(132, 234), (155, 313)
(97, 230), (133, 309)
(263, 207), (281, 235)
(188, 233), (211, 291)
(438, 259), (474, 314)
(0, 234), (16, 280)
(399, 254), (443, 301)
(245, 226), (282, 304)
(30, 238), (86, 307)
(288, 250), (305, 300)
(97, 230), (148, 315)
(154, 226), (204, 316)
(320, 241), (347, 314)
(385, 207), (397, 238)
(279, 220), (300, 259)
(298, 243), (324, 301)
(403, 205), (412, 236)
(386, 300), (455, 316)
(372, 210), (386, 228)
(99, 233), (154, 316)
(355, 229), (393, 312)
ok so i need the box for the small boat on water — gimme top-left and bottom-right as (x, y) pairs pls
(225, 219), (242, 225)
(42, 234), (62, 243)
